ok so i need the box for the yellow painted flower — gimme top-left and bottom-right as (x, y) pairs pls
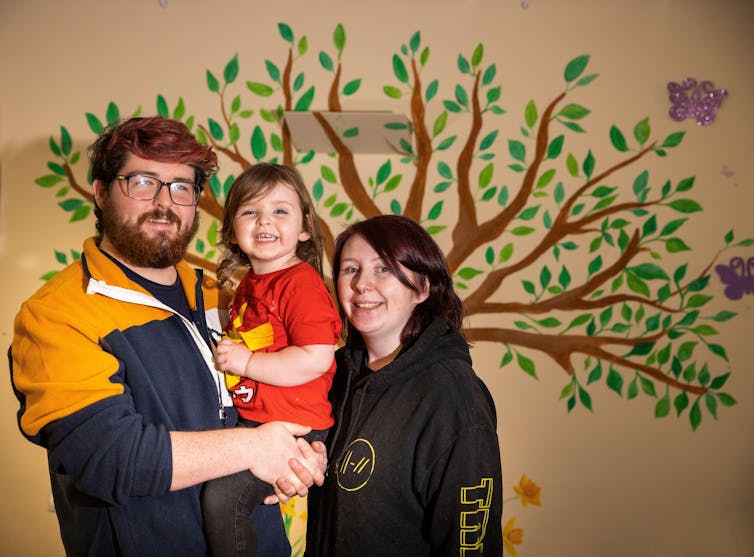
(503, 517), (524, 556)
(513, 474), (542, 507)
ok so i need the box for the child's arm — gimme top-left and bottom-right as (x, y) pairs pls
(215, 338), (334, 387)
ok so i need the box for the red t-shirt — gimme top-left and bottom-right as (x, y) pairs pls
(224, 262), (341, 429)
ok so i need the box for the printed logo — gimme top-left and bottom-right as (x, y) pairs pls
(459, 478), (494, 555)
(336, 438), (375, 492)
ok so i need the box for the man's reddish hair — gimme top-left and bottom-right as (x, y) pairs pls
(90, 116), (218, 187)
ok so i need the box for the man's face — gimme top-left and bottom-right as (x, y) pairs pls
(94, 153), (199, 269)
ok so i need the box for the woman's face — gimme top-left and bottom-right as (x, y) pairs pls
(337, 234), (428, 360)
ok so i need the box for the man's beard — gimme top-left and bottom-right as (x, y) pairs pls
(100, 202), (199, 268)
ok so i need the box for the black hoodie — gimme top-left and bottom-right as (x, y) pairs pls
(306, 318), (503, 556)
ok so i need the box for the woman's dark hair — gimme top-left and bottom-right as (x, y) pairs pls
(89, 116), (218, 234)
(332, 214), (464, 348)
(216, 163), (323, 289)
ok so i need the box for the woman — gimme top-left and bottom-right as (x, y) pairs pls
(306, 215), (502, 556)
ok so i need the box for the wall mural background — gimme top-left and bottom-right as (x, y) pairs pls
(2, 1), (752, 556)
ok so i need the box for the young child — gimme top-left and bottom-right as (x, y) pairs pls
(201, 162), (341, 557)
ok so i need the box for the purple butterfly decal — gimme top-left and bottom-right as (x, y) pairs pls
(715, 257), (754, 300)
(668, 78), (728, 126)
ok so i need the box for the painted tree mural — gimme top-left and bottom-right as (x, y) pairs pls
(37, 23), (745, 436)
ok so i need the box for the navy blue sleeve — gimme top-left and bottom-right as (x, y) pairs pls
(41, 395), (173, 505)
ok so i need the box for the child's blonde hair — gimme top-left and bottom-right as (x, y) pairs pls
(216, 163), (323, 289)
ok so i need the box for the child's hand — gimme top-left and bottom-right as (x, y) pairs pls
(215, 338), (253, 377)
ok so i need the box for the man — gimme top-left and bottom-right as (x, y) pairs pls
(9, 116), (325, 556)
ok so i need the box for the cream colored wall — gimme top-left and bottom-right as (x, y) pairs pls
(1, 1), (752, 556)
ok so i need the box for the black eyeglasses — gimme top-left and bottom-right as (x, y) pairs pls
(115, 174), (202, 206)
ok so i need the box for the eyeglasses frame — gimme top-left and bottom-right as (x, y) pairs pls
(115, 174), (203, 206)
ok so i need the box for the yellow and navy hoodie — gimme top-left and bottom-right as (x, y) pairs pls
(9, 237), (237, 557)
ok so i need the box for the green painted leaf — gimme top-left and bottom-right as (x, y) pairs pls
(676, 176), (695, 192)
(626, 272), (650, 296)
(660, 218), (688, 237)
(610, 125), (629, 152)
(265, 60), (281, 84)
(655, 394), (671, 417)
(334, 23), (346, 52)
(457, 54), (470, 74)
(485, 246), (494, 266)
(674, 391), (689, 415)
(587, 255), (603, 276)
(708, 343), (728, 361)
(499, 243), (514, 263)
(443, 99), (460, 112)
(578, 387), (593, 411)
(546, 135), (564, 159)
(409, 31), (421, 54)
(566, 154), (579, 177)
(420, 46), (430, 67)
(438, 161), (453, 180)
(482, 64), (496, 86)
(458, 267), (484, 280)
(564, 54), (590, 83)
(455, 84), (469, 107)
(630, 263), (669, 281)
(686, 294), (712, 309)
(208, 118), (223, 141)
(427, 200), (443, 220)
(224, 54), (239, 84)
(509, 139), (526, 162)
(516, 352), (538, 379)
(633, 117), (650, 146)
(247, 82), (274, 97)
(330, 202), (349, 217)
(666, 238), (691, 252)
(511, 226), (534, 236)
(342, 78), (361, 96)
(677, 341), (697, 362)
(251, 126), (267, 160)
(156, 95), (169, 118)
(627, 377), (639, 400)
(717, 392), (736, 407)
(668, 199), (702, 213)
(711, 310), (736, 322)
(471, 43), (483, 67)
(478, 163), (494, 188)
(278, 22), (294, 43)
(576, 74), (599, 87)
(321, 165), (337, 184)
(558, 104), (590, 120)
(436, 136), (457, 151)
(426, 79), (439, 102)
(393, 54), (409, 83)
(662, 131), (685, 148)
(582, 150), (595, 179)
(105, 102), (119, 126)
(206, 70), (220, 93)
(689, 399), (702, 431)
(229, 123), (240, 145)
(294, 86), (315, 111)
(607, 367), (624, 395)
(319, 51), (334, 72)
(639, 375), (657, 397)
(479, 130), (498, 150)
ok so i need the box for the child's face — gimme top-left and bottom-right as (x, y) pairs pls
(232, 182), (311, 274)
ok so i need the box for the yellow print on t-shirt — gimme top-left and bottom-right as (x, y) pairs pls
(459, 478), (493, 555)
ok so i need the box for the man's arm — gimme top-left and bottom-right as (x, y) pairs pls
(170, 421), (326, 498)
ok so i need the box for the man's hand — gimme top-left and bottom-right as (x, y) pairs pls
(215, 338), (253, 377)
(266, 438), (327, 503)
(245, 421), (311, 483)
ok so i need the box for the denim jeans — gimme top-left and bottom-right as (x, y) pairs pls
(201, 424), (329, 557)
